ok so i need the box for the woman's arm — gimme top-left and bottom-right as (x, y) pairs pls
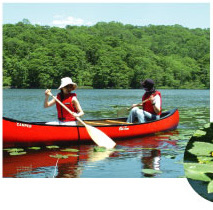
(44, 89), (56, 108)
(72, 97), (84, 117)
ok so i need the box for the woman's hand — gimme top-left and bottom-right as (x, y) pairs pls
(131, 104), (138, 108)
(149, 95), (155, 104)
(44, 89), (55, 108)
(45, 89), (51, 97)
(71, 112), (80, 118)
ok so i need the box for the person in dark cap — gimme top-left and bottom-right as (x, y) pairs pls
(127, 79), (162, 123)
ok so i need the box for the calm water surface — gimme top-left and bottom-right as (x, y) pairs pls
(3, 89), (210, 178)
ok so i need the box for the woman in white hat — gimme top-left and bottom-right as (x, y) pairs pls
(44, 77), (84, 125)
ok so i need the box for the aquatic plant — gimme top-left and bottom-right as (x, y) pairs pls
(184, 123), (213, 194)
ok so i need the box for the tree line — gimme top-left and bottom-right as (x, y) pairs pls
(3, 20), (210, 89)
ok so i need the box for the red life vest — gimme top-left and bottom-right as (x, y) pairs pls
(56, 93), (78, 122)
(142, 90), (162, 115)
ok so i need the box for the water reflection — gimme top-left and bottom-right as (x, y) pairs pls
(3, 131), (180, 178)
(141, 149), (161, 177)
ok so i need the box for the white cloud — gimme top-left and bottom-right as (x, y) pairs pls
(53, 15), (64, 19)
(52, 16), (93, 27)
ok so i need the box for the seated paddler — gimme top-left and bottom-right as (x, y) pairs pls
(44, 77), (84, 125)
(127, 79), (162, 123)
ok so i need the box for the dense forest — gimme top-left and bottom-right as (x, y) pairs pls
(3, 19), (210, 89)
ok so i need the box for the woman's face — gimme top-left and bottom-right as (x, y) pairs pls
(62, 84), (73, 94)
(144, 87), (150, 92)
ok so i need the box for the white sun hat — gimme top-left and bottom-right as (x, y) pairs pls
(58, 77), (77, 90)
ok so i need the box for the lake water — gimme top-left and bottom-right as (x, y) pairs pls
(3, 89), (210, 178)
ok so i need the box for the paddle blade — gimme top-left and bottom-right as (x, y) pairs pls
(85, 124), (116, 149)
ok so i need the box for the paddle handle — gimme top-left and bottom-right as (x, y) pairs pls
(49, 92), (86, 126)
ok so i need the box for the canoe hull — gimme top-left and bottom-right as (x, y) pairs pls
(3, 109), (179, 147)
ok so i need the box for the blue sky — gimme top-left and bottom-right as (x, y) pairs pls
(3, 3), (210, 29)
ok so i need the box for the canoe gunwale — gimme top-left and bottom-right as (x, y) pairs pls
(3, 108), (178, 127)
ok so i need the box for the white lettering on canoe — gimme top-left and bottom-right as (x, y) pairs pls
(17, 123), (32, 128)
(119, 126), (129, 131)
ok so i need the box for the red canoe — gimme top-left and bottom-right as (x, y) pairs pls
(3, 109), (179, 147)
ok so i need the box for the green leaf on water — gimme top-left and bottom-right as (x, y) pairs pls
(207, 181), (213, 193)
(5, 148), (24, 153)
(49, 154), (68, 159)
(188, 142), (213, 156)
(185, 169), (211, 182)
(204, 123), (211, 129)
(46, 145), (60, 149)
(142, 169), (163, 175)
(184, 163), (213, 181)
(28, 147), (41, 150)
(193, 130), (206, 137)
(111, 148), (127, 152)
(67, 154), (79, 157)
(169, 136), (179, 140)
(165, 155), (176, 159)
(176, 141), (188, 146)
(60, 148), (79, 152)
(9, 152), (26, 156)
(184, 163), (213, 173)
(197, 156), (213, 164)
(93, 147), (107, 152)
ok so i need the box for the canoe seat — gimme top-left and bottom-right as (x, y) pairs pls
(80, 120), (132, 126)
(82, 121), (111, 126)
(105, 120), (132, 124)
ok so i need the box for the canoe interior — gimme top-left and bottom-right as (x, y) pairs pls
(3, 109), (177, 127)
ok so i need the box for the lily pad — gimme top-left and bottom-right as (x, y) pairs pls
(197, 156), (213, 164)
(49, 154), (68, 159)
(176, 141), (188, 146)
(184, 163), (213, 173)
(169, 136), (179, 140)
(207, 181), (213, 193)
(188, 142), (213, 156)
(111, 148), (127, 152)
(165, 155), (176, 159)
(5, 148), (24, 153)
(93, 147), (107, 152)
(9, 152), (26, 156)
(193, 130), (206, 137)
(185, 169), (211, 182)
(184, 163), (213, 181)
(60, 148), (79, 152)
(204, 123), (211, 129)
(46, 145), (60, 149)
(66, 154), (79, 157)
(28, 147), (41, 150)
(142, 169), (162, 175)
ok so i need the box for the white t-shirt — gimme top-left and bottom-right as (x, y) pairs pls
(153, 94), (161, 110)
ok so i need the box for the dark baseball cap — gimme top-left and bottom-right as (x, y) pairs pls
(141, 79), (155, 89)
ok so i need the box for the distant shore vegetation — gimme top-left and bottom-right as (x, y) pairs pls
(3, 19), (210, 89)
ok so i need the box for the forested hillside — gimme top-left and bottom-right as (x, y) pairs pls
(3, 20), (210, 89)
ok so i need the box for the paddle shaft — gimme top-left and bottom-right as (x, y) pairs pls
(128, 97), (151, 110)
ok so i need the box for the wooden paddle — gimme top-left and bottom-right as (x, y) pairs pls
(117, 97), (152, 117)
(128, 97), (152, 110)
(48, 92), (116, 149)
